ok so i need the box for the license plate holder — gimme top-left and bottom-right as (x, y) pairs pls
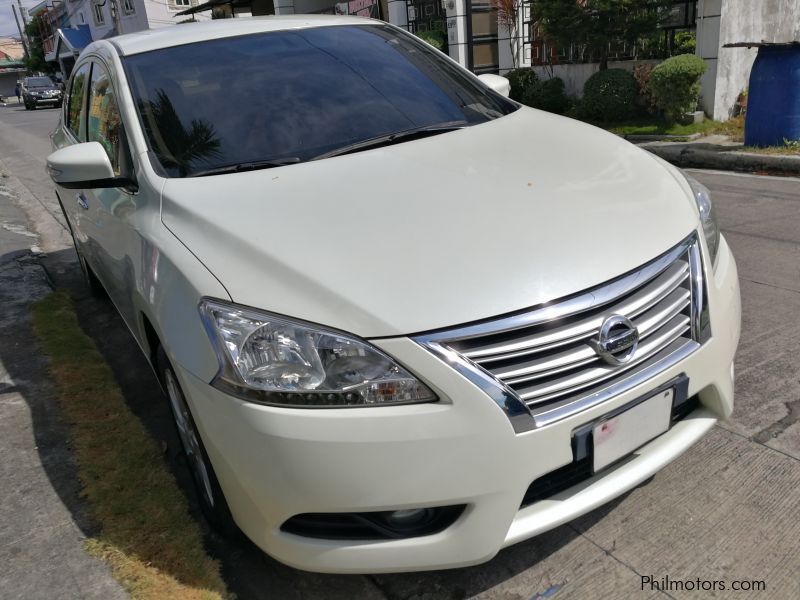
(592, 388), (673, 472)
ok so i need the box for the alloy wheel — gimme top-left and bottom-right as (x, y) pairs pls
(164, 368), (215, 509)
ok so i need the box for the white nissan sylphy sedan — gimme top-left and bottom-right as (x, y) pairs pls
(47, 16), (740, 574)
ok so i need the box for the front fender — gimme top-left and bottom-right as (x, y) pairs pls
(134, 213), (230, 382)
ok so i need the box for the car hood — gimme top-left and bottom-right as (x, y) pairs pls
(161, 108), (698, 338)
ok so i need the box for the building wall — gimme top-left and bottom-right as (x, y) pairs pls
(66, 0), (208, 39)
(700, 0), (800, 121)
(143, 0), (210, 27)
(695, 0), (721, 118)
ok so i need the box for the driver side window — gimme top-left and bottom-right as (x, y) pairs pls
(66, 63), (91, 140)
(87, 62), (126, 177)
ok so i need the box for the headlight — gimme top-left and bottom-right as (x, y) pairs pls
(684, 173), (720, 265)
(199, 299), (437, 407)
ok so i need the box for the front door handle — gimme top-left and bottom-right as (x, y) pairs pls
(76, 192), (89, 210)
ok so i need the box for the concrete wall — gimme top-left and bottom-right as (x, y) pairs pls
(699, 0), (800, 120)
(529, 59), (661, 98)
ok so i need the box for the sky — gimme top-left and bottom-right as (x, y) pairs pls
(0, 0), (39, 39)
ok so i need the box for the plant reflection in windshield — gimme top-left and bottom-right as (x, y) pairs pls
(138, 89), (221, 177)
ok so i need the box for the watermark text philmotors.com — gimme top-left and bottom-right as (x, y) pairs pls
(642, 575), (766, 592)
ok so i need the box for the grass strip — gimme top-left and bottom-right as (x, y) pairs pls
(739, 145), (800, 156)
(603, 115), (745, 140)
(31, 291), (230, 600)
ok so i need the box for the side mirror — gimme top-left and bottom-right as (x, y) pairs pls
(46, 142), (134, 190)
(477, 74), (511, 98)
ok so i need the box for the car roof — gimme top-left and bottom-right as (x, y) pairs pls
(100, 15), (380, 57)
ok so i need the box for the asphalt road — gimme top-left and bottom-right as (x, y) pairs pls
(1, 104), (799, 600)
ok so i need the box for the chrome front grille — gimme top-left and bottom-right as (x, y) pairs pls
(415, 235), (708, 432)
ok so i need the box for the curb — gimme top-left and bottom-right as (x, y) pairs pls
(622, 133), (702, 143)
(641, 142), (800, 176)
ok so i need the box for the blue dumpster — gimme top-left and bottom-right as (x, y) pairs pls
(744, 44), (800, 147)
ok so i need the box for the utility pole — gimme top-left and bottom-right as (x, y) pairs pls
(17, 0), (28, 25)
(12, 4), (30, 61)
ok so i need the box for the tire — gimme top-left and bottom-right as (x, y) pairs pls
(24, 102), (30, 110)
(157, 347), (239, 537)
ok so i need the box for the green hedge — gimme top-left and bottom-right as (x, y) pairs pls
(506, 68), (539, 103)
(578, 69), (638, 122)
(523, 77), (570, 115)
(505, 68), (570, 115)
(649, 54), (707, 122)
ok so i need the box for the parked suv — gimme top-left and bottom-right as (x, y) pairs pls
(22, 75), (62, 110)
(46, 17), (740, 574)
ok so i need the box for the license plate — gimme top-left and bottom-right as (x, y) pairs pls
(593, 388), (673, 472)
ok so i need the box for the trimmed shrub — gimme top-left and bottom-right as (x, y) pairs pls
(505, 68), (539, 103)
(649, 54), (707, 122)
(522, 77), (571, 115)
(417, 30), (446, 52)
(578, 69), (638, 122)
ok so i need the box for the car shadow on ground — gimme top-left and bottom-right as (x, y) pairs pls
(7, 246), (637, 600)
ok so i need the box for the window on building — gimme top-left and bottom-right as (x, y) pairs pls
(175, 0), (191, 7)
(87, 63), (126, 176)
(93, 4), (105, 25)
(123, 0), (136, 14)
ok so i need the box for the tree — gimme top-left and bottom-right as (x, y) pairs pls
(492, 0), (522, 68)
(23, 17), (54, 74)
(531, 0), (672, 70)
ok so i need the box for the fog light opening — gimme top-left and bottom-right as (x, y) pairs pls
(281, 505), (465, 540)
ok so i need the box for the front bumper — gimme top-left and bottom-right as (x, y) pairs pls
(28, 96), (61, 106)
(174, 235), (740, 574)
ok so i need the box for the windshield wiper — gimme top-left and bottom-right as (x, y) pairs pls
(189, 157), (301, 177)
(311, 121), (468, 161)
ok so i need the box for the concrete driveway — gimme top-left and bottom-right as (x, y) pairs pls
(1, 105), (798, 599)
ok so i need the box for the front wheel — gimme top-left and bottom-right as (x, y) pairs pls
(157, 348), (238, 537)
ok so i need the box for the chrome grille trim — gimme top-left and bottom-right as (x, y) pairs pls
(414, 234), (708, 433)
(532, 340), (700, 427)
(513, 314), (691, 402)
(465, 262), (690, 363)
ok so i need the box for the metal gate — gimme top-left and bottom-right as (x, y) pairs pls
(406, 0), (447, 37)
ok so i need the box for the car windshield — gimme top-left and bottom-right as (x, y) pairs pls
(123, 24), (517, 177)
(27, 77), (55, 88)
